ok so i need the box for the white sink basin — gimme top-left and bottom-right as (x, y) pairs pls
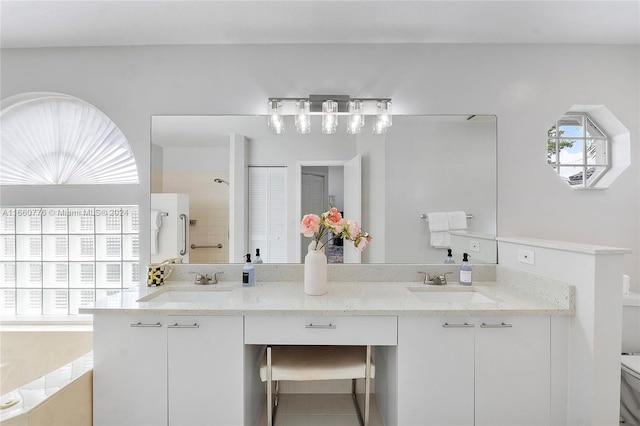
(142, 290), (232, 304)
(409, 289), (496, 304)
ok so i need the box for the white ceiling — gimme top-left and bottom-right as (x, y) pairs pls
(1, 0), (639, 48)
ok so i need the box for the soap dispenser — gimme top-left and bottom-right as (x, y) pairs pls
(242, 254), (255, 287)
(459, 253), (472, 285)
(444, 249), (455, 264)
(254, 248), (263, 264)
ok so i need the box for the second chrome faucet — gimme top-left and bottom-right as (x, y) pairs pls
(418, 271), (453, 285)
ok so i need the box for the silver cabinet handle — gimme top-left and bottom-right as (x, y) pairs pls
(480, 322), (513, 328)
(305, 323), (336, 329)
(168, 322), (199, 329)
(442, 322), (475, 328)
(130, 322), (162, 328)
(179, 214), (187, 256)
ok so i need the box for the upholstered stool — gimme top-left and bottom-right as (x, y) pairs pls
(259, 345), (374, 426)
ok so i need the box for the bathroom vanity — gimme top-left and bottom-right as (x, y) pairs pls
(86, 266), (574, 426)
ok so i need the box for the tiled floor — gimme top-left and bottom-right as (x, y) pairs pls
(258, 393), (384, 426)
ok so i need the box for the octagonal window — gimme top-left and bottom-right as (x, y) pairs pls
(548, 112), (610, 188)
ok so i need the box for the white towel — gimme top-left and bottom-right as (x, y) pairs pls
(150, 210), (162, 255)
(427, 212), (450, 248)
(448, 211), (468, 230)
(427, 212), (449, 232)
(430, 231), (451, 248)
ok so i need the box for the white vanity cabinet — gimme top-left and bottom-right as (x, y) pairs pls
(93, 313), (168, 426)
(167, 315), (244, 426)
(397, 315), (550, 426)
(93, 313), (244, 426)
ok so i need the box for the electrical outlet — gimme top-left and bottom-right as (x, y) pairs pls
(470, 240), (480, 252)
(518, 249), (535, 265)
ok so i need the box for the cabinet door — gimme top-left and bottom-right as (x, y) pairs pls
(398, 316), (475, 426)
(93, 313), (167, 426)
(167, 315), (244, 426)
(475, 316), (551, 426)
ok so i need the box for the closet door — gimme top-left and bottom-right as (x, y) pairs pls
(248, 166), (287, 262)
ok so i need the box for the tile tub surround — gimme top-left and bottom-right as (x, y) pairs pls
(0, 326), (93, 394)
(0, 352), (93, 426)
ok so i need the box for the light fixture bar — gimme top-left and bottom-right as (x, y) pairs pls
(267, 95), (392, 134)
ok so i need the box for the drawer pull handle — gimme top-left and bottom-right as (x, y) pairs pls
(130, 322), (162, 328)
(442, 322), (474, 328)
(168, 323), (199, 329)
(305, 323), (336, 329)
(480, 322), (513, 328)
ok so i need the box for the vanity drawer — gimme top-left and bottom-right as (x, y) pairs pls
(244, 315), (397, 345)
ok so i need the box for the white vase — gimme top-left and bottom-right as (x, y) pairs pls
(304, 249), (328, 296)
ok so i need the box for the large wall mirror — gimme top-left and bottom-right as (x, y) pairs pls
(150, 115), (497, 265)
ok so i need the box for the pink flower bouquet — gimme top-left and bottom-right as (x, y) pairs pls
(300, 207), (372, 251)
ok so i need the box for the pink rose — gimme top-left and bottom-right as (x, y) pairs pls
(323, 207), (346, 233)
(355, 234), (372, 251)
(300, 214), (321, 237)
(345, 220), (361, 240)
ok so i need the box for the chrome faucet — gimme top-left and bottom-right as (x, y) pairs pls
(191, 272), (224, 285)
(418, 271), (453, 285)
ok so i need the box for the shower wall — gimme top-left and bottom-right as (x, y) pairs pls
(162, 171), (229, 263)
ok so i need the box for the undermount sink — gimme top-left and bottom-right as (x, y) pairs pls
(408, 288), (496, 304)
(140, 290), (232, 304)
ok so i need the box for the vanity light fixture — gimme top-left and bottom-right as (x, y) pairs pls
(373, 100), (393, 135)
(266, 95), (392, 134)
(321, 99), (338, 134)
(347, 100), (365, 134)
(295, 100), (311, 134)
(267, 100), (285, 134)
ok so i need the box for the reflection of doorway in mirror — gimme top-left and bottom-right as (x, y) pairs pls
(301, 167), (345, 263)
(162, 171), (229, 263)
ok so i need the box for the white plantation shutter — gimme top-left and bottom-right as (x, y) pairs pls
(248, 167), (287, 263)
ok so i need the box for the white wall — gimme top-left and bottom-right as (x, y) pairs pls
(1, 44), (637, 286)
(162, 146), (229, 172)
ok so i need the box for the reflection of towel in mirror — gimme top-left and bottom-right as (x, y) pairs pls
(430, 231), (450, 248)
(427, 212), (449, 232)
(150, 210), (162, 255)
(427, 212), (450, 248)
(448, 211), (468, 230)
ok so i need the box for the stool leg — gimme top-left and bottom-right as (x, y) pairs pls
(274, 380), (280, 417)
(364, 345), (371, 426)
(267, 346), (273, 426)
(352, 378), (364, 426)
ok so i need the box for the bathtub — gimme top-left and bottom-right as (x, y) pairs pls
(0, 326), (93, 426)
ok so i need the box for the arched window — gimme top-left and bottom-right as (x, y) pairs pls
(0, 92), (138, 185)
(0, 93), (140, 316)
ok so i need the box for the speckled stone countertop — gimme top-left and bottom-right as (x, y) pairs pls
(82, 277), (574, 316)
